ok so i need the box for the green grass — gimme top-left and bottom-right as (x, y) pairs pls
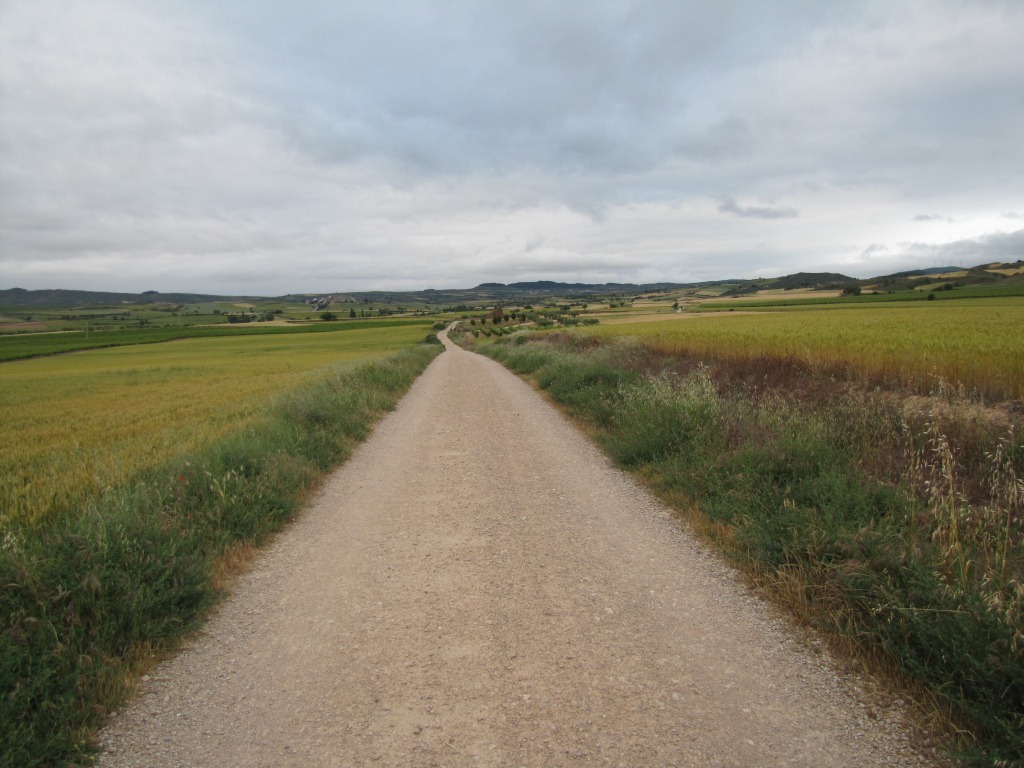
(482, 333), (1024, 766)
(0, 343), (442, 767)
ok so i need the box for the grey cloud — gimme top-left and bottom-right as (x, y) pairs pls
(674, 118), (754, 163)
(896, 228), (1024, 264)
(2, 1), (1023, 293)
(718, 197), (798, 220)
(524, 236), (546, 253)
(217, 1), (848, 190)
(914, 214), (953, 222)
(859, 244), (889, 260)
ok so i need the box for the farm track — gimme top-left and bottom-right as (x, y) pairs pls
(98, 330), (931, 767)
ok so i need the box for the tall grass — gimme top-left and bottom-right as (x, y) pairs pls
(483, 333), (1023, 766)
(0, 344), (441, 767)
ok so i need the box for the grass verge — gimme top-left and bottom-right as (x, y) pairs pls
(481, 332), (1023, 767)
(0, 343), (442, 767)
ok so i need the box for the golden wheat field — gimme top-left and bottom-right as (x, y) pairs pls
(584, 298), (1024, 400)
(0, 324), (430, 524)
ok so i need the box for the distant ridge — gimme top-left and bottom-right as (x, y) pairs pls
(3, 258), (1017, 310)
(475, 280), (689, 293)
(876, 266), (965, 279)
(0, 288), (253, 308)
(765, 272), (853, 290)
(721, 272), (854, 297)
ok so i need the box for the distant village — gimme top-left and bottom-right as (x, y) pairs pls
(306, 295), (354, 310)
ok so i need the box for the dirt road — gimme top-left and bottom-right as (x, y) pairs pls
(98, 331), (928, 767)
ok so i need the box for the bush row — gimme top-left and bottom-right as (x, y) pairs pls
(0, 344), (442, 767)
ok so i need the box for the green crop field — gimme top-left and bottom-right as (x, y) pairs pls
(0, 322), (431, 524)
(0, 317), (431, 362)
(583, 298), (1024, 401)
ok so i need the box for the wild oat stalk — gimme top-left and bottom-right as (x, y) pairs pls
(910, 419), (972, 588)
(987, 429), (1023, 593)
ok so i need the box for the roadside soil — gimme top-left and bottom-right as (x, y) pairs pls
(98, 330), (933, 767)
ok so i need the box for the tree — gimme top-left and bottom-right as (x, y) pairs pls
(349, 308), (356, 318)
(321, 311), (336, 321)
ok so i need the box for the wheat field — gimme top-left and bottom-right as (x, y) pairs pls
(0, 324), (429, 523)
(585, 298), (1024, 400)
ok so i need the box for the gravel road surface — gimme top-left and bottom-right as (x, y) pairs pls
(98, 330), (929, 767)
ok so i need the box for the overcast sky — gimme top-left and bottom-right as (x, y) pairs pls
(2, 1), (1023, 294)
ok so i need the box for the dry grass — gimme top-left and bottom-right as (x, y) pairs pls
(212, 542), (261, 592)
(598, 310), (762, 325)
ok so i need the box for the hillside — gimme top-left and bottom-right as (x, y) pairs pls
(720, 272), (854, 297)
(864, 260), (1024, 293)
(4, 258), (1022, 311)
(878, 266), (965, 279)
(0, 288), (254, 309)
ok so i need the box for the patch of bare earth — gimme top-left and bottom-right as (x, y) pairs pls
(98, 331), (934, 767)
(0, 320), (48, 331)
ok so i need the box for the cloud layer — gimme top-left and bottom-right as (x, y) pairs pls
(2, 0), (1023, 293)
